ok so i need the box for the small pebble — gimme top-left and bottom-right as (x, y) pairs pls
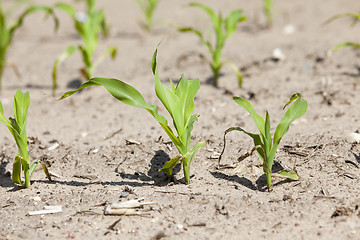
(120, 192), (129, 198)
(346, 133), (360, 144)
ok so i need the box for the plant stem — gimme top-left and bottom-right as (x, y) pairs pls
(183, 161), (190, 184)
(266, 172), (272, 191)
(24, 170), (30, 188)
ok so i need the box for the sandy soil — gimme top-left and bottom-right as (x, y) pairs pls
(1, 0), (360, 239)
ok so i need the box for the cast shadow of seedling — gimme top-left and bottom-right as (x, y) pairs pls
(0, 155), (14, 188)
(206, 73), (224, 87)
(351, 152), (360, 164)
(116, 150), (181, 186)
(211, 161), (291, 192)
(209, 171), (257, 191)
(66, 78), (83, 89)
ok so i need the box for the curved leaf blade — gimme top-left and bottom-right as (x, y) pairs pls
(233, 97), (265, 136)
(273, 96), (308, 144)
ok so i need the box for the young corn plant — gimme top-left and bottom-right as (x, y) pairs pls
(178, 3), (246, 87)
(52, 0), (116, 96)
(0, 0), (58, 92)
(219, 93), (308, 191)
(324, 11), (360, 53)
(134, 0), (161, 32)
(59, 49), (205, 184)
(0, 90), (51, 188)
(263, 0), (273, 28)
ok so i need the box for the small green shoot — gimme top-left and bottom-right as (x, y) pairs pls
(219, 93), (308, 191)
(178, 3), (246, 87)
(0, 0), (58, 91)
(324, 11), (360, 53)
(59, 49), (205, 184)
(52, 0), (117, 96)
(0, 90), (51, 188)
(134, 0), (161, 32)
(263, 0), (273, 28)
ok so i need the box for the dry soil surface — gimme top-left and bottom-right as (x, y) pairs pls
(1, 0), (360, 239)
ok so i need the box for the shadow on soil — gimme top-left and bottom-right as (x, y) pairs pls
(0, 154), (14, 188)
(31, 150), (182, 189)
(116, 150), (181, 186)
(210, 161), (293, 192)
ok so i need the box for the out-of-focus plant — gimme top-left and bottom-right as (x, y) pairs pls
(263, 0), (273, 28)
(324, 12), (360, 53)
(219, 93), (308, 191)
(52, 0), (116, 96)
(178, 3), (246, 87)
(134, 0), (161, 32)
(0, 90), (51, 188)
(58, 48), (205, 184)
(0, 0), (58, 92)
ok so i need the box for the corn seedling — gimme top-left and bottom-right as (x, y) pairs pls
(178, 3), (246, 87)
(0, 90), (51, 188)
(324, 11), (360, 53)
(0, 0), (58, 92)
(52, 0), (116, 96)
(59, 49), (205, 184)
(219, 93), (308, 191)
(134, 0), (161, 32)
(263, 0), (273, 28)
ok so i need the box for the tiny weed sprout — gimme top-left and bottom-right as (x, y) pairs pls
(0, 0), (58, 92)
(59, 49), (205, 184)
(263, 0), (273, 28)
(52, 0), (117, 96)
(219, 93), (308, 191)
(0, 90), (51, 188)
(134, 0), (161, 32)
(179, 3), (246, 87)
(324, 11), (360, 53)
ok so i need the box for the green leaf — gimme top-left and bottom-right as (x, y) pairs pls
(13, 89), (30, 129)
(264, 110), (272, 153)
(0, 100), (14, 131)
(331, 42), (360, 52)
(52, 45), (77, 96)
(223, 60), (243, 87)
(12, 155), (22, 185)
(58, 77), (184, 152)
(233, 97), (265, 137)
(224, 9), (246, 38)
(158, 155), (182, 176)
(54, 3), (76, 18)
(9, 6), (58, 40)
(40, 162), (52, 181)
(220, 127), (264, 163)
(189, 3), (220, 30)
(184, 141), (206, 166)
(273, 95), (308, 144)
(272, 170), (300, 180)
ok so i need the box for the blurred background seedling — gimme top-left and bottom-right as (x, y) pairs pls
(219, 93), (308, 191)
(324, 11), (360, 54)
(263, 0), (273, 28)
(52, 0), (116, 96)
(0, 0), (58, 92)
(0, 90), (51, 188)
(134, 0), (161, 32)
(178, 3), (246, 88)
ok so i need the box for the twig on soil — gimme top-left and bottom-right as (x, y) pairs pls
(28, 205), (62, 216)
(154, 190), (202, 196)
(108, 218), (121, 230)
(104, 128), (122, 140)
(125, 139), (141, 145)
(104, 198), (156, 216)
